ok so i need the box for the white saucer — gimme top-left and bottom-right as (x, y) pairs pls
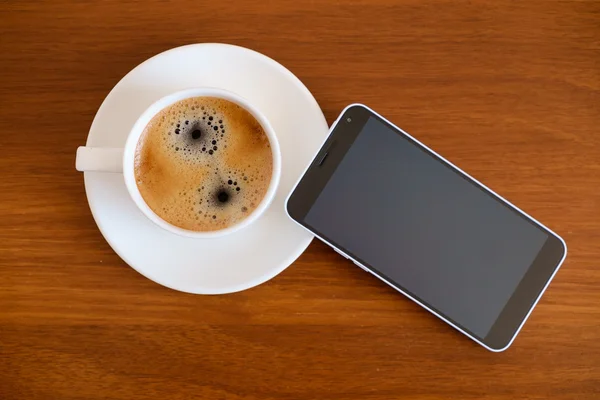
(84, 44), (328, 294)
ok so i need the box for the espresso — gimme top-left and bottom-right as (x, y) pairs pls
(134, 97), (273, 232)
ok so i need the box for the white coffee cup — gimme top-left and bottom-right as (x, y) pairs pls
(76, 87), (282, 238)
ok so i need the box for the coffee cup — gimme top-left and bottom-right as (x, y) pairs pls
(76, 88), (282, 238)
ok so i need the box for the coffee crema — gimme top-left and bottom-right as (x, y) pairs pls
(134, 97), (273, 232)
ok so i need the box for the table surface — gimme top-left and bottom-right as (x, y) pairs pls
(1, 1), (599, 399)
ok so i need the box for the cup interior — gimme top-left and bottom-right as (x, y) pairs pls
(122, 88), (281, 238)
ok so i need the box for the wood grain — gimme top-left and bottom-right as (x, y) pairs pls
(1, 1), (599, 399)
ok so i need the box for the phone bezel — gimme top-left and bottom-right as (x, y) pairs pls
(286, 104), (567, 352)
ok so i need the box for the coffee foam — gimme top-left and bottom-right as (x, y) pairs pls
(134, 97), (273, 232)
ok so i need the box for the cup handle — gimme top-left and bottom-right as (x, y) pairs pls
(76, 147), (124, 173)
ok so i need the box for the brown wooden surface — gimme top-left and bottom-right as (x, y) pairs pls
(1, 1), (599, 399)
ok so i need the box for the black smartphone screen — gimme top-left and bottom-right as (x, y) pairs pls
(288, 105), (566, 350)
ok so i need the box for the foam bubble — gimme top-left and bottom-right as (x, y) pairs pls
(134, 97), (273, 232)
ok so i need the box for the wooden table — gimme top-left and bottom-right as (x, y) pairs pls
(1, 1), (599, 399)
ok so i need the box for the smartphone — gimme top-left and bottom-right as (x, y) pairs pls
(286, 104), (567, 351)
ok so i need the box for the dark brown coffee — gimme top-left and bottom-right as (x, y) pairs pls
(134, 97), (273, 232)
